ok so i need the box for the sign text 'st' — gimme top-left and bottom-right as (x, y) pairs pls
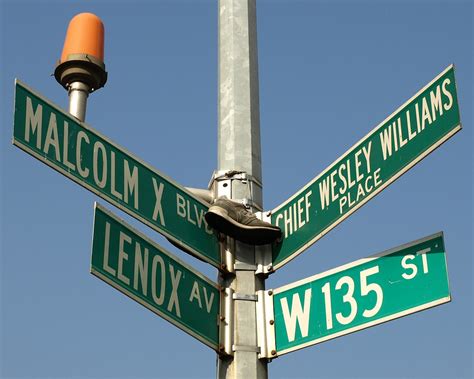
(261, 232), (450, 357)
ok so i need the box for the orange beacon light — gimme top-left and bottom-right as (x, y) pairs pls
(60, 12), (104, 64)
(54, 13), (107, 121)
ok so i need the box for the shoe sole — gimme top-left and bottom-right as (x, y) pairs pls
(205, 206), (281, 245)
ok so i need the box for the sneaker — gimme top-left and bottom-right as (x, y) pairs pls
(205, 197), (281, 245)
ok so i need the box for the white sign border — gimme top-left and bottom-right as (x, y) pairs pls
(270, 231), (451, 357)
(272, 65), (462, 270)
(91, 202), (220, 351)
(12, 79), (221, 268)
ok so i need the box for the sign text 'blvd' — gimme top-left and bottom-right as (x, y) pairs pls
(12, 80), (220, 267)
(91, 203), (220, 350)
(271, 65), (461, 269)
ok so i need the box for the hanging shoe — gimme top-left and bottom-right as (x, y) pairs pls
(205, 197), (281, 245)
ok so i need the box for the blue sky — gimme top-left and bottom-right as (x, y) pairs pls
(1, 1), (472, 378)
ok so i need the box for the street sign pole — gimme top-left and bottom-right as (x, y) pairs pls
(216, 1), (267, 378)
(11, 5), (461, 376)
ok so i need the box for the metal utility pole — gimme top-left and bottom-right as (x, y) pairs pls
(216, 0), (267, 378)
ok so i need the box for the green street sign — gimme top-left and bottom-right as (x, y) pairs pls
(271, 65), (461, 269)
(91, 203), (220, 350)
(12, 80), (220, 267)
(264, 232), (450, 357)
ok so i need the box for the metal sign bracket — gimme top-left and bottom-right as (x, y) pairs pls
(219, 287), (234, 357)
(208, 170), (263, 211)
(256, 290), (277, 360)
(255, 211), (274, 275)
(232, 344), (261, 353)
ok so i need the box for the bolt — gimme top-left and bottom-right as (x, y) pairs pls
(220, 263), (227, 271)
(219, 344), (225, 351)
(219, 315), (226, 322)
(267, 265), (273, 272)
(271, 350), (277, 356)
(268, 290), (273, 296)
(269, 319), (274, 325)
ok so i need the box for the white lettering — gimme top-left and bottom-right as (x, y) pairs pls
(152, 178), (166, 226)
(297, 196), (305, 228)
(124, 160), (139, 209)
(102, 222), (116, 276)
(25, 97), (42, 149)
(415, 102), (422, 133)
(117, 231), (131, 286)
(284, 207), (293, 238)
(354, 149), (364, 182)
(421, 97), (433, 129)
(417, 247), (431, 274)
(133, 243), (149, 296)
(186, 200), (196, 225)
(319, 177), (331, 210)
(391, 121), (399, 151)
(330, 169), (338, 201)
(401, 254), (417, 280)
(93, 142), (108, 188)
(374, 168), (382, 187)
(339, 196), (347, 214)
(430, 85), (443, 122)
(76, 131), (90, 178)
(379, 126), (393, 160)
(406, 110), (417, 141)
(280, 289), (312, 342)
(397, 117), (407, 148)
(176, 193), (186, 218)
(362, 141), (372, 174)
(338, 163), (347, 194)
(203, 287), (215, 313)
(62, 122), (75, 171)
(43, 113), (61, 161)
(305, 191), (312, 223)
(110, 151), (123, 200)
(151, 255), (166, 305)
(167, 265), (182, 318)
(442, 78), (453, 111)
(189, 281), (202, 309)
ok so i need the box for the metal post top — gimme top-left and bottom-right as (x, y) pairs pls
(68, 81), (90, 122)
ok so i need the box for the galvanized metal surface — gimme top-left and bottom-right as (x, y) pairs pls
(256, 290), (276, 359)
(68, 81), (89, 121)
(233, 293), (258, 302)
(217, 0), (268, 378)
(220, 287), (234, 356)
(218, 0), (262, 194)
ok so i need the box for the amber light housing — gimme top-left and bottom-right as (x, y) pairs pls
(54, 13), (107, 91)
